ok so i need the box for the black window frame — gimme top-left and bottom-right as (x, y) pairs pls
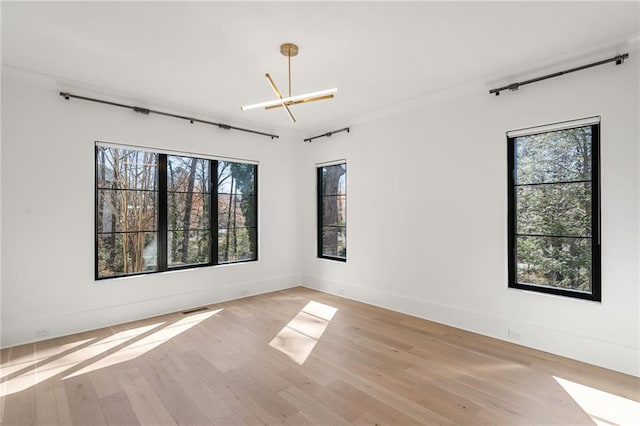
(507, 121), (601, 301)
(95, 145), (258, 280)
(317, 162), (347, 262)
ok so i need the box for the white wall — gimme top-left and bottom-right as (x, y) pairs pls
(1, 68), (300, 347)
(2, 49), (639, 378)
(300, 49), (640, 377)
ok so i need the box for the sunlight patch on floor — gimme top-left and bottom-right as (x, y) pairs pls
(64, 309), (222, 378)
(0, 308), (222, 397)
(0, 323), (163, 397)
(554, 376), (640, 425)
(269, 301), (337, 365)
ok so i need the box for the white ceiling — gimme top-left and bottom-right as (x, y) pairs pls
(2, 1), (639, 135)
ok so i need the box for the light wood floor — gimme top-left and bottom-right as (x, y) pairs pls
(1, 287), (638, 425)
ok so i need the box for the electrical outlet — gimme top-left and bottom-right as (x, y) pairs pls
(240, 289), (248, 297)
(34, 328), (50, 338)
(508, 329), (522, 341)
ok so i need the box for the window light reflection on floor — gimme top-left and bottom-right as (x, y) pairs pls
(0, 337), (95, 382)
(553, 376), (640, 425)
(0, 309), (222, 397)
(269, 301), (337, 365)
(1, 323), (163, 397)
(64, 309), (221, 379)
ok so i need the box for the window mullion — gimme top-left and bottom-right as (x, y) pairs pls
(158, 154), (168, 271)
(211, 160), (218, 266)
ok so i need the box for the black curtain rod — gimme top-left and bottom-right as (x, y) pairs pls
(59, 91), (279, 139)
(304, 127), (350, 143)
(489, 53), (629, 96)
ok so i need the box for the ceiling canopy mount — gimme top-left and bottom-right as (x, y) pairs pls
(280, 43), (298, 57)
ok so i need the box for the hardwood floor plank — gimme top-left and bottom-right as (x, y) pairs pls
(99, 391), (140, 425)
(277, 367), (363, 422)
(63, 374), (107, 425)
(118, 367), (177, 426)
(309, 356), (457, 425)
(1, 387), (37, 425)
(136, 357), (211, 425)
(162, 350), (237, 422)
(35, 381), (71, 425)
(278, 385), (351, 425)
(1, 287), (638, 425)
(325, 379), (426, 426)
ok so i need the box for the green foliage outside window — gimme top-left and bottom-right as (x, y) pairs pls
(512, 125), (597, 294)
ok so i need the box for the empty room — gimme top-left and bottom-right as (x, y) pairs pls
(1, 1), (639, 425)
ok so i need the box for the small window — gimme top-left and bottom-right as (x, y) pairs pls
(96, 144), (257, 280)
(317, 162), (347, 261)
(507, 118), (600, 300)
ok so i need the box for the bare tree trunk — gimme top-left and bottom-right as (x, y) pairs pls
(232, 187), (237, 256)
(181, 158), (198, 263)
(225, 175), (235, 260)
(324, 166), (345, 254)
(199, 162), (209, 261)
(122, 187), (129, 273)
(168, 161), (179, 262)
(109, 150), (119, 267)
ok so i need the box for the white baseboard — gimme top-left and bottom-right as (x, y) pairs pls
(1, 273), (299, 348)
(302, 274), (640, 378)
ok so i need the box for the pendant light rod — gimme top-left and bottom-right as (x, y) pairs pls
(265, 73), (296, 123)
(288, 47), (292, 97)
(60, 91), (279, 139)
(304, 127), (350, 143)
(490, 53), (629, 96)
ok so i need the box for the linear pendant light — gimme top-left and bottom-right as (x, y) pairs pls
(241, 43), (337, 123)
(241, 88), (338, 111)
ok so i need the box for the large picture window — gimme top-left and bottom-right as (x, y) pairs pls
(317, 162), (347, 261)
(507, 118), (600, 300)
(96, 144), (257, 279)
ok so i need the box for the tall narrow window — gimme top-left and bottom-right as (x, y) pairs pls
(96, 144), (257, 280)
(507, 118), (600, 300)
(217, 161), (258, 263)
(318, 162), (347, 261)
(96, 147), (158, 278)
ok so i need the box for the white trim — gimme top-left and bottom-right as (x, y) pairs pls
(95, 140), (259, 165)
(507, 116), (601, 138)
(316, 158), (347, 167)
